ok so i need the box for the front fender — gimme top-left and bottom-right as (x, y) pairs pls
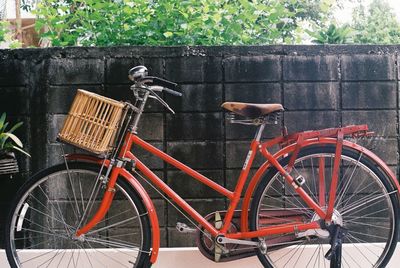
(240, 139), (400, 232)
(66, 154), (160, 264)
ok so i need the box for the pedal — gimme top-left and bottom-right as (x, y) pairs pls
(176, 222), (196, 233)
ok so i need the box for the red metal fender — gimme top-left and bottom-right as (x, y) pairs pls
(240, 138), (400, 232)
(65, 154), (160, 264)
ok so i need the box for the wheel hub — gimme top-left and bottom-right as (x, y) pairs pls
(311, 209), (343, 238)
(72, 233), (86, 242)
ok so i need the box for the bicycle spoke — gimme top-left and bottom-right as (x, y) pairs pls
(345, 235), (376, 265)
(37, 184), (72, 233)
(341, 190), (396, 216)
(335, 154), (362, 207)
(86, 214), (143, 235)
(41, 249), (62, 268)
(84, 241), (131, 268)
(20, 249), (59, 265)
(345, 219), (390, 230)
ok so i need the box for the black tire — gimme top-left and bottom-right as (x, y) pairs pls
(5, 162), (152, 268)
(250, 145), (399, 268)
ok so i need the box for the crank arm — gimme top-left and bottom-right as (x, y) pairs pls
(216, 236), (259, 247)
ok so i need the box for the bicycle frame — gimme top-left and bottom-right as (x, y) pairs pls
(66, 124), (400, 264)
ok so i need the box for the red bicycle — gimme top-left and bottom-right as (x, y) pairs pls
(5, 66), (400, 268)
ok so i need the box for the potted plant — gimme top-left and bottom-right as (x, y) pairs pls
(0, 113), (30, 176)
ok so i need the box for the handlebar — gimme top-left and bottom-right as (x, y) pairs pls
(138, 76), (182, 97)
(128, 66), (182, 114)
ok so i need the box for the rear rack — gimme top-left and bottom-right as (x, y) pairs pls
(279, 125), (373, 148)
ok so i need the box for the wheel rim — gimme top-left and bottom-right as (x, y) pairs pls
(9, 168), (147, 268)
(255, 152), (396, 268)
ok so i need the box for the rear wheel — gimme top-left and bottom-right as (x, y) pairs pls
(5, 162), (152, 268)
(250, 145), (399, 268)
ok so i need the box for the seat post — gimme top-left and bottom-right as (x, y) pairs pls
(254, 123), (266, 142)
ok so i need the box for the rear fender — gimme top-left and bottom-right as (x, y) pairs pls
(240, 139), (400, 232)
(66, 154), (160, 264)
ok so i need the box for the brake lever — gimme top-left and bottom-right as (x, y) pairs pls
(146, 87), (176, 114)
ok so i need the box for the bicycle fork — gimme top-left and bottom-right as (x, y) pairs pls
(75, 161), (121, 236)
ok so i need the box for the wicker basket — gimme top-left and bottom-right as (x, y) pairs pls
(58, 89), (126, 155)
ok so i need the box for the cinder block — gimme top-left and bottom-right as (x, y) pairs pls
(283, 56), (338, 81)
(342, 82), (396, 109)
(166, 141), (223, 169)
(48, 59), (104, 85)
(225, 168), (258, 196)
(225, 83), (281, 103)
(167, 198), (226, 227)
(165, 57), (222, 83)
(135, 171), (165, 198)
(342, 110), (396, 137)
(224, 56), (281, 82)
(138, 113), (164, 141)
(167, 227), (197, 247)
(0, 59), (27, 86)
(285, 111), (339, 133)
(226, 141), (266, 169)
(106, 58), (140, 84)
(132, 142), (164, 169)
(48, 85), (103, 114)
(357, 137), (399, 165)
(165, 84), (223, 112)
(48, 114), (66, 143)
(167, 170), (224, 198)
(225, 120), (282, 140)
(45, 143), (75, 166)
(166, 113), (222, 140)
(106, 58), (163, 84)
(0, 87), (29, 115)
(284, 82), (339, 110)
(341, 55), (396, 81)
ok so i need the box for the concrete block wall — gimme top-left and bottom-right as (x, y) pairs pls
(0, 45), (399, 247)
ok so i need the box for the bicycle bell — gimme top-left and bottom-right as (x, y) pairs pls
(128, 65), (148, 81)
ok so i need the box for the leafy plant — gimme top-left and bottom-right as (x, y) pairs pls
(351, 0), (400, 44)
(0, 20), (23, 48)
(0, 113), (30, 157)
(307, 23), (352, 44)
(33, 0), (341, 46)
(0, 20), (9, 42)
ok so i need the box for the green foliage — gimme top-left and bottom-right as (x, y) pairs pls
(0, 21), (9, 42)
(0, 113), (30, 157)
(307, 23), (352, 44)
(351, 0), (400, 44)
(33, 0), (339, 46)
(0, 21), (23, 48)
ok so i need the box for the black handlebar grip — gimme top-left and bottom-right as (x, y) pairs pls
(163, 87), (182, 97)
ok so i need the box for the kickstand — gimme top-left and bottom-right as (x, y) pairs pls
(324, 224), (348, 268)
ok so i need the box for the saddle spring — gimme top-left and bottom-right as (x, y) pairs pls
(226, 111), (281, 126)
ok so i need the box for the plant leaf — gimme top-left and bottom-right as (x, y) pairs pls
(0, 122), (9, 133)
(12, 145), (31, 157)
(2, 133), (23, 148)
(9, 122), (23, 133)
(0, 113), (6, 131)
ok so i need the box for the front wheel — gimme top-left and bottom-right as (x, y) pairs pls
(5, 162), (152, 268)
(250, 145), (399, 268)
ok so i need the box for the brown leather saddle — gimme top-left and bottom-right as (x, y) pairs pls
(221, 102), (284, 118)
